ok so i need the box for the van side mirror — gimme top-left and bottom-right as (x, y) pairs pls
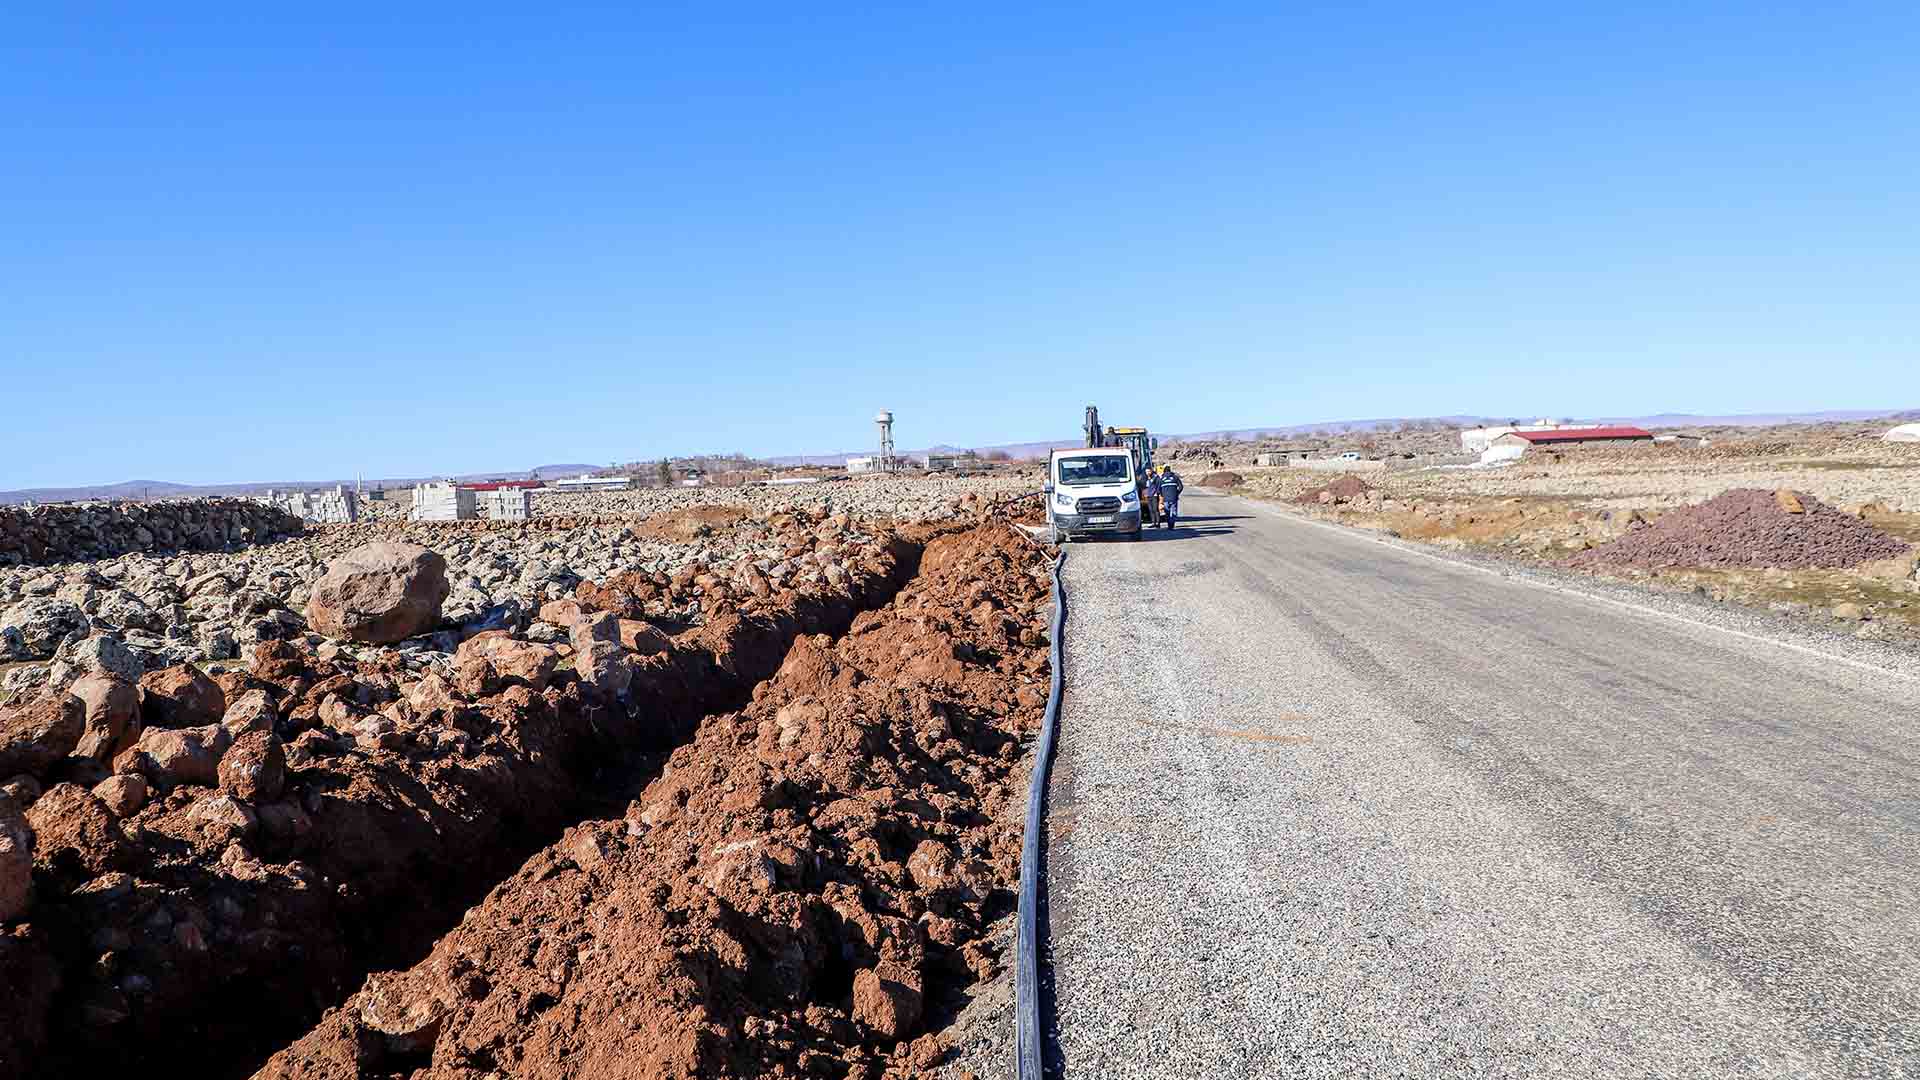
(1042, 482), (1053, 494)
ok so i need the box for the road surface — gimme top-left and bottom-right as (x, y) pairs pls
(1042, 490), (1920, 1079)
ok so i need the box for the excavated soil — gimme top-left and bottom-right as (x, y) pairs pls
(2, 513), (925, 1080)
(253, 522), (1051, 1079)
(630, 505), (754, 543)
(1197, 471), (1243, 488)
(1570, 488), (1913, 570)
(1295, 475), (1374, 505)
(1005, 495), (1046, 527)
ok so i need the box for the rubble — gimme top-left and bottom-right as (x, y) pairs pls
(0, 506), (936, 1080)
(0, 498), (302, 567)
(0, 478), (1034, 697)
(252, 521), (1051, 1080)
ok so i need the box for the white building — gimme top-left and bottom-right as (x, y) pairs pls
(846, 456), (877, 474)
(1460, 420), (1572, 454)
(551, 474), (635, 492)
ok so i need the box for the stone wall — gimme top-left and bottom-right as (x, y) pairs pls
(0, 499), (304, 566)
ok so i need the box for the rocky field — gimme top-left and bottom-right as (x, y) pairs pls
(1228, 426), (1920, 641)
(0, 475), (1052, 1079)
(0, 477), (1038, 708)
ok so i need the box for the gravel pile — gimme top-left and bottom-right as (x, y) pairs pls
(1571, 488), (1913, 570)
(1295, 475), (1374, 505)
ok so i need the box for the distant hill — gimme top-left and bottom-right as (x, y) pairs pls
(0, 464), (608, 506)
(7, 409), (1914, 504)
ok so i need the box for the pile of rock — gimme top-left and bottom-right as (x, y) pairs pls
(531, 471), (1039, 521)
(0, 512), (922, 1078)
(0, 507), (905, 701)
(0, 499), (303, 567)
(1571, 488), (1915, 570)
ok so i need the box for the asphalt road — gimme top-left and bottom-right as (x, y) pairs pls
(1042, 490), (1920, 1080)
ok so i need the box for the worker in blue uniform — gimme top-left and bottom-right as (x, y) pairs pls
(1158, 466), (1184, 529)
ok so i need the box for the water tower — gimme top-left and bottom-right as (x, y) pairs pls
(875, 410), (896, 471)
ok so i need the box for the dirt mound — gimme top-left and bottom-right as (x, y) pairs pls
(1571, 488), (1913, 570)
(1198, 471), (1244, 488)
(1295, 475), (1374, 505)
(253, 522), (1052, 1079)
(630, 504), (752, 542)
(1005, 493), (1047, 526)
(2, 519), (921, 1080)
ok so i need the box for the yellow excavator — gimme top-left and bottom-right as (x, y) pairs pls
(1082, 405), (1161, 524)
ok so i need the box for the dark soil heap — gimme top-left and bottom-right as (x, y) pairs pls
(1197, 471), (1243, 488)
(1295, 475), (1374, 505)
(1571, 488), (1912, 570)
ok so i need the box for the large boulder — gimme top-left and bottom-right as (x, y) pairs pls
(70, 674), (142, 762)
(0, 694), (85, 779)
(138, 665), (226, 728)
(0, 793), (32, 922)
(307, 542), (450, 644)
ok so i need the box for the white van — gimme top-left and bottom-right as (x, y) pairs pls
(1045, 447), (1142, 542)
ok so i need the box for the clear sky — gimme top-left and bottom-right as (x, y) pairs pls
(3, 3), (1916, 487)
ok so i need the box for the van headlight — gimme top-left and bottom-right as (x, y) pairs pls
(1121, 490), (1139, 505)
(1053, 492), (1074, 509)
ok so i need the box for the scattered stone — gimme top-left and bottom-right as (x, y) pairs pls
(851, 964), (925, 1040)
(138, 665), (226, 728)
(1, 775), (41, 806)
(116, 724), (231, 790)
(0, 694), (85, 779)
(92, 774), (148, 817)
(218, 731), (286, 803)
(65, 635), (145, 681)
(574, 639), (633, 697)
(451, 631), (559, 695)
(220, 689), (278, 738)
(24, 783), (132, 877)
(70, 674), (142, 762)
(0, 598), (89, 661)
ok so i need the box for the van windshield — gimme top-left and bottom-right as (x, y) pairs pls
(1057, 454), (1132, 487)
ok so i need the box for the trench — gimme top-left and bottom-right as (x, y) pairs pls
(23, 537), (932, 1080)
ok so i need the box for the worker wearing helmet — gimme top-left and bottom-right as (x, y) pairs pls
(1158, 465), (1184, 529)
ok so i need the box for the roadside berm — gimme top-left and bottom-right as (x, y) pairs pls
(0, 509), (1050, 1080)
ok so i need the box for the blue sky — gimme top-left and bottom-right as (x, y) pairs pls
(3, 3), (1916, 487)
